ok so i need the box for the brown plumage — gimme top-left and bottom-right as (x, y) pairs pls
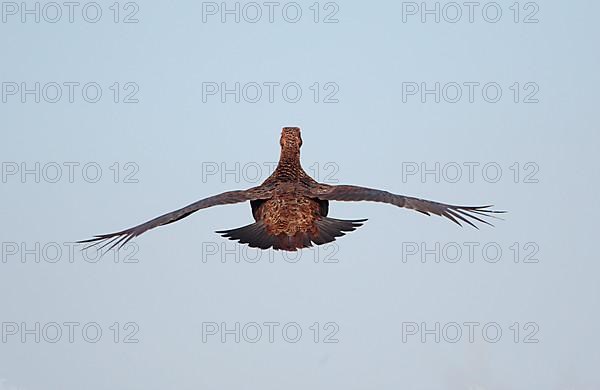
(78, 127), (504, 252)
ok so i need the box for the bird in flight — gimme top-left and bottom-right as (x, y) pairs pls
(78, 127), (503, 252)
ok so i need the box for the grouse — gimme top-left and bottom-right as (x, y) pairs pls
(78, 127), (503, 252)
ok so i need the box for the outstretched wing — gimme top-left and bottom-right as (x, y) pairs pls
(77, 188), (271, 251)
(311, 184), (504, 228)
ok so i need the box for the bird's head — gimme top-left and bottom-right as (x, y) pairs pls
(280, 127), (302, 150)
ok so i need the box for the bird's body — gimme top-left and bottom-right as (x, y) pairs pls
(79, 127), (503, 252)
(219, 130), (364, 250)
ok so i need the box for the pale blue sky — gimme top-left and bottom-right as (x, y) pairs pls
(1, 1), (599, 389)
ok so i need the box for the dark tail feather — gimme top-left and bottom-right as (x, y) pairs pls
(216, 221), (276, 250)
(216, 222), (313, 251)
(310, 217), (367, 245)
(217, 217), (367, 251)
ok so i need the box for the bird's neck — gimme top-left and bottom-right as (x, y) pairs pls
(274, 147), (303, 179)
(277, 146), (301, 167)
